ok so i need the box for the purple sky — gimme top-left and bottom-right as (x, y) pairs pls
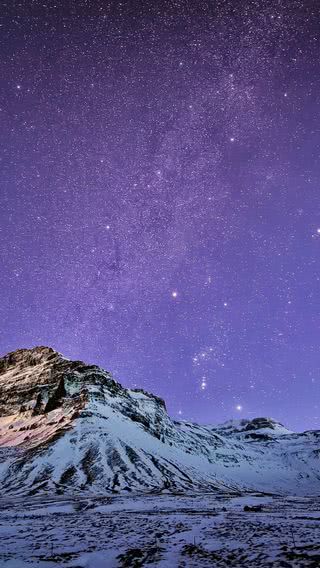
(1, 1), (319, 431)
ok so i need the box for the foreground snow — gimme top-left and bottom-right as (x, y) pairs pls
(0, 493), (319, 567)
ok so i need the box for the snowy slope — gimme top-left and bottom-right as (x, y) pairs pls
(0, 347), (319, 496)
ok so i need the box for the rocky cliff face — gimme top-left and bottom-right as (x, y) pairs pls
(0, 347), (319, 496)
(0, 346), (116, 416)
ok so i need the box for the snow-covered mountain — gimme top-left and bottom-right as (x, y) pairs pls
(0, 346), (319, 496)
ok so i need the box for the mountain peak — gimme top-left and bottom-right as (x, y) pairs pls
(0, 345), (60, 369)
(215, 417), (292, 439)
(0, 346), (115, 418)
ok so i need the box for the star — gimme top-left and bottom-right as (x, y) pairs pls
(1, 0), (318, 434)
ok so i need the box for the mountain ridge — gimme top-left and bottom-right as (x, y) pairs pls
(0, 346), (319, 496)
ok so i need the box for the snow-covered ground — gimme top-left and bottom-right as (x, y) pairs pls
(0, 493), (319, 567)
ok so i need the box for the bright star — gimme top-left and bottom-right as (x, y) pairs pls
(236, 404), (242, 411)
(172, 291), (178, 298)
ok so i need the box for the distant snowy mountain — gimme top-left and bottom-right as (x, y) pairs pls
(213, 417), (293, 439)
(0, 347), (319, 496)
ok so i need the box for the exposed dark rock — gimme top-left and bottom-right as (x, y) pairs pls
(44, 377), (66, 413)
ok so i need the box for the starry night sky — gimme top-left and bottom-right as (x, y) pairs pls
(1, 1), (320, 431)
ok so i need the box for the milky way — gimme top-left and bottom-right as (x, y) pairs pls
(1, 1), (319, 430)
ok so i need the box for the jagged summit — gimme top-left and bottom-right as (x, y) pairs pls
(1, 345), (58, 362)
(0, 347), (319, 497)
(0, 346), (116, 418)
